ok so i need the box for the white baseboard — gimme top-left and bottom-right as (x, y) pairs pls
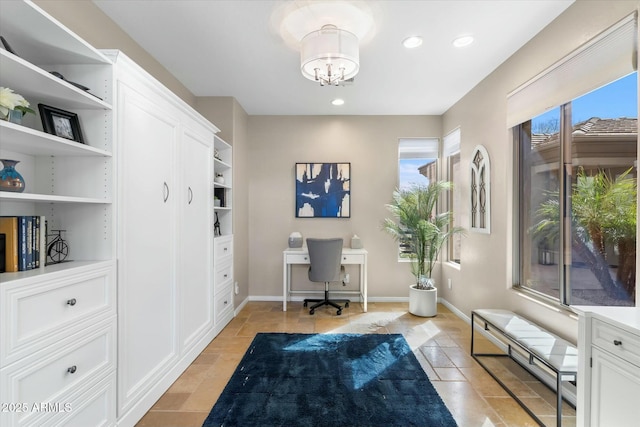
(234, 296), (249, 315)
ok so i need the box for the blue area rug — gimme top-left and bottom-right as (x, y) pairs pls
(202, 333), (458, 427)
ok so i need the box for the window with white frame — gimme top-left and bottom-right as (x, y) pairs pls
(510, 14), (637, 307)
(443, 129), (462, 263)
(397, 138), (439, 258)
(398, 138), (439, 190)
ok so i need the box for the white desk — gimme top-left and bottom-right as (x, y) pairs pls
(283, 247), (368, 312)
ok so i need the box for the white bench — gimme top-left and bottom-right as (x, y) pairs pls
(471, 309), (578, 427)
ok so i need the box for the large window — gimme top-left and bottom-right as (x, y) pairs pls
(515, 73), (637, 306)
(512, 14), (637, 307)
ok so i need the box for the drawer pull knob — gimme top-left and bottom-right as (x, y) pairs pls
(614, 340), (623, 346)
(67, 298), (77, 306)
(223, 274), (228, 278)
(67, 366), (77, 374)
(224, 300), (228, 305)
(304, 257), (308, 260)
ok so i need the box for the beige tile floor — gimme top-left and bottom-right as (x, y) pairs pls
(136, 301), (576, 427)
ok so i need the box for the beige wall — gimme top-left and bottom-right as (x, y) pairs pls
(247, 116), (441, 299)
(440, 0), (640, 340)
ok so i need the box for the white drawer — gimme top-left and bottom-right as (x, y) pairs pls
(0, 319), (115, 427)
(340, 254), (365, 264)
(215, 284), (233, 323)
(52, 374), (116, 427)
(1, 266), (115, 365)
(214, 236), (233, 260)
(592, 317), (640, 366)
(215, 260), (233, 285)
(287, 254), (310, 264)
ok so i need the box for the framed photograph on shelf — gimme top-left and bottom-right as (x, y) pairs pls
(295, 162), (351, 218)
(38, 104), (84, 144)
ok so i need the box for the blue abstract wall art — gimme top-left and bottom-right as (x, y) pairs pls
(295, 163), (350, 218)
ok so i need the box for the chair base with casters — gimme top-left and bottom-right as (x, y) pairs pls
(303, 282), (350, 315)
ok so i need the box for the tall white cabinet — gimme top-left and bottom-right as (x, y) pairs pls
(106, 51), (233, 425)
(0, 2), (234, 426)
(576, 306), (640, 427)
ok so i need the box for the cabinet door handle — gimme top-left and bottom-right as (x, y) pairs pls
(223, 274), (228, 278)
(614, 340), (622, 346)
(67, 298), (77, 306)
(67, 365), (77, 374)
(163, 182), (169, 203)
(188, 186), (193, 204)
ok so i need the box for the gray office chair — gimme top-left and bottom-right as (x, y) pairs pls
(303, 238), (350, 315)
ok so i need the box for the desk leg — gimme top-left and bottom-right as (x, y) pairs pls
(361, 257), (367, 312)
(282, 258), (288, 312)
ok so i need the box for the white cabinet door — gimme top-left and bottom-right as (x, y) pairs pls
(179, 125), (214, 352)
(590, 347), (640, 426)
(117, 81), (179, 414)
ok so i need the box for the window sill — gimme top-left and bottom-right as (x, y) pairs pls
(444, 261), (461, 271)
(511, 286), (576, 317)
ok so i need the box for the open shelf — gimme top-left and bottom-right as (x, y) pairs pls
(0, 192), (111, 204)
(0, 51), (112, 111)
(0, 121), (112, 157)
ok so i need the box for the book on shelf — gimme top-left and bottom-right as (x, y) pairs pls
(0, 216), (19, 272)
(0, 216), (46, 273)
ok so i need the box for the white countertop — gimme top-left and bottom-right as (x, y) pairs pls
(572, 305), (640, 334)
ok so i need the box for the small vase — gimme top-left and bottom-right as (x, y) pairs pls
(0, 110), (22, 124)
(214, 175), (225, 185)
(0, 159), (26, 192)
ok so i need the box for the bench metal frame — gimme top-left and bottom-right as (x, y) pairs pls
(471, 311), (576, 427)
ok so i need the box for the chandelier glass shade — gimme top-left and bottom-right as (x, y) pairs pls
(300, 24), (359, 86)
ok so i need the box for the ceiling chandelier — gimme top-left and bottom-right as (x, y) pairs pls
(300, 24), (359, 86)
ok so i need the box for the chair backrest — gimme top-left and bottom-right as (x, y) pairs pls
(307, 238), (343, 283)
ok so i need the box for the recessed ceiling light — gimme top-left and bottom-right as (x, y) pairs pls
(332, 98), (345, 106)
(453, 35), (474, 48)
(402, 36), (423, 49)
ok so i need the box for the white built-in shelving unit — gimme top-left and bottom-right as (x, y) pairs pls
(0, 2), (117, 426)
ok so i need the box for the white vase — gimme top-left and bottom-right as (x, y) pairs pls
(214, 175), (225, 184)
(408, 284), (437, 317)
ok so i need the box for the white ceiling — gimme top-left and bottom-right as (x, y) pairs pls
(92, 0), (574, 116)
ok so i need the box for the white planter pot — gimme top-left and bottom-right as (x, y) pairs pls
(408, 285), (437, 317)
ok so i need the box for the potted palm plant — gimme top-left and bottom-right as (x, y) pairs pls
(382, 181), (465, 316)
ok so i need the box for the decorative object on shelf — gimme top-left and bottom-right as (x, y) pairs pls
(214, 173), (225, 185)
(295, 162), (350, 218)
(49, 71), (91, 91)
(350, 234), (362, 249)
(214, 212), (221, 236)
(214, 196), (221, 207)
(46, 229), (69, 264)
(470, 144), (491, 234)
(0, 35), (18, 56)
(0, 159), (25, 193)
(288, 232), (303, 248)
(214, 148), (221, 160)
(38, 104), (85, 143)
(0, 87), (35, 123)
